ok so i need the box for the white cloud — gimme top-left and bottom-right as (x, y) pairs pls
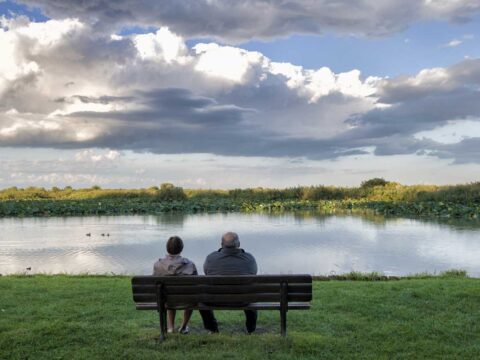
(269, 63), (379, 102)
(75, 149), (122, 162)
(6, 17), (83, 48)
(442, 33), (475, 48)
(423, 0), (480, 18)
(0, 17), (381, 152)
(0, 108), (105, 143)
(2, 149), (480, 189)
(444, 39), (463, 47)
(134, 27), (189, 64)
(9, 172), (112, 185)
(193, 43), (266, 84)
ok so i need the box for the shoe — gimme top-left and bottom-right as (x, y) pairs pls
(167, 328), (174, 334)
(178, 326), (190, 334)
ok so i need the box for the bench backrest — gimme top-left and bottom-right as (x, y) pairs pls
(132, 275), (312, 305)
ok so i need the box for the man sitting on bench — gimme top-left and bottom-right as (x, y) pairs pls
(200, 232), (258, 334)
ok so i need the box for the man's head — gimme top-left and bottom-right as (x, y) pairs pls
(166, 236), (184, 255)
(221, 232), (240, 249)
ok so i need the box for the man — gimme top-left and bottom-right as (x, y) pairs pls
(200, 232), (258, 333)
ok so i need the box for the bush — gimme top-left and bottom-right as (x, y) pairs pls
(156, 183), (187, 201)
(361, 178), (389, 188)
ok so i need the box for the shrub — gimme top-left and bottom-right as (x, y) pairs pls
(361, 178), (389, 188)
(156, 183), (187, 201)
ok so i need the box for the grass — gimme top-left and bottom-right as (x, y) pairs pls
(1, 275), (479, 359)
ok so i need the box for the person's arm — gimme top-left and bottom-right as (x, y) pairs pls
(251, 256), (258, 275)
(203, 255), (210, 275)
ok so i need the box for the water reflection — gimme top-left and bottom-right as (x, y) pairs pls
(0, 213), (479, 276)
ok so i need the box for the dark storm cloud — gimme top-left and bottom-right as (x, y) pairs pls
(67, 88), (252, 125)
(344, 59), (480, 162)
(55, 95), (135, 104)
(433, 138), (480, 164)
(18, 0), (480, 42)
(356, 89), (480, 138)
(0, 86), (364, 160)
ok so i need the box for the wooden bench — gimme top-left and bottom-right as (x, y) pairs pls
(131, 274), (312, 339)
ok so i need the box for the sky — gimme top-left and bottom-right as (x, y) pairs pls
(1, 0), (480, 189)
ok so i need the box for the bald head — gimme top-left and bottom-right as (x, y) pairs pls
(221, 232), (240, 248)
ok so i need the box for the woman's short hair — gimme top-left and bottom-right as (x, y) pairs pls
(166, 236), (184, 255)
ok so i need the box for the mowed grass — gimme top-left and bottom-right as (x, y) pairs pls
(0, 276), (479, 359)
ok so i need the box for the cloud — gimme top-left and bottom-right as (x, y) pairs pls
(16, 0), (480, 42)
(0, 18), (378, 158)
(75, 149), (121, 162)
(345, 58), (480, 162)
(1, 17), (480, 165)
(193, 43), (265, 84)
(374, 59), (480, 103)
(133, 27), (189, 64)
(443, 39), (463, 47)
(442, 33), (475, 47)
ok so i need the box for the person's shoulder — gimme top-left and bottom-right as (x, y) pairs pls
(205, 250), (220, 259)
(153, 258), (164, 266)
(181, 256), (196, 266)
(242, 250), (256, 260)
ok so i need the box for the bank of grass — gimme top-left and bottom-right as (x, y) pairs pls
(1, 180), (480, 218)
(1, 274), (479, 359)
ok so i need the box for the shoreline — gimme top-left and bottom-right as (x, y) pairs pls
(1, 269), (473, 280)
(1, 198), (479, 219)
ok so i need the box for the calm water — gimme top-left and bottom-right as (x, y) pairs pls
(1, 213), (479, 276)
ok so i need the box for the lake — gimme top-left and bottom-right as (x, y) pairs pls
(1, 212), (479, 276)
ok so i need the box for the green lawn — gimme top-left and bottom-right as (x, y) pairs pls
(0, 276), (479, 359)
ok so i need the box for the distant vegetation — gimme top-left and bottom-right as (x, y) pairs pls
(0, 179), (479, 218)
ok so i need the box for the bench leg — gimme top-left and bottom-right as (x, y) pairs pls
(158, 309), (168, 341)
(280, 281), (288, 337)
(156, 283), (167, 341)
(280, 308), (287, 337)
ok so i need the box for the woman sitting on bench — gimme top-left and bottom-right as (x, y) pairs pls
(153, 236), (197, 334)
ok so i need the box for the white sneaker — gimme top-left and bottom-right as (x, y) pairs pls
(167, 328), (174, 334)
(178, 326), (190, 334)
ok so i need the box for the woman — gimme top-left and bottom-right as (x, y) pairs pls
(153, 236), (197, 334)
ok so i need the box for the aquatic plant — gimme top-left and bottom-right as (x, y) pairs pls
(1, 180), (479, 218)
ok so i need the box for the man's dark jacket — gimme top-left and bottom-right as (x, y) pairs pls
(203, 247), (257, 275)
(200, 246), (258, 333)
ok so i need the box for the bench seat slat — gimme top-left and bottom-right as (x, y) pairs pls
(133, 292), (312, 303)
(136, 302), (311, 311)
(132, 275), (312, 285)
(132, 283), (312, 295)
